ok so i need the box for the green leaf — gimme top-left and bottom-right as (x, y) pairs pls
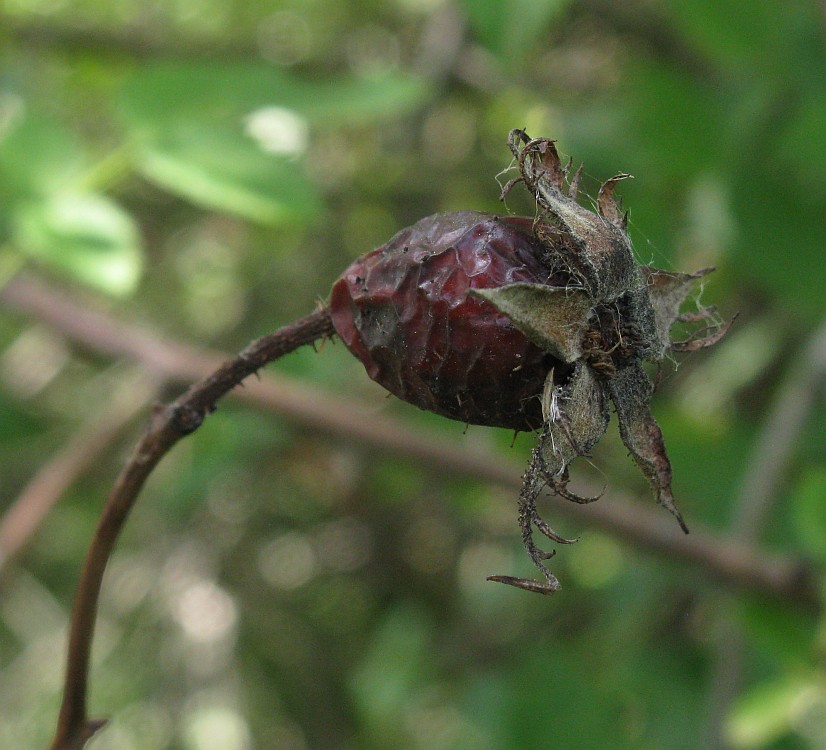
(462, 0), (569, 66)
(118, 62), (429, 132)
(726, 675), (820, 749)
(118, 63), (428, 224)
(791, 468), (826, 563)
(13, 193), (143, 296)
(137, 123), (322, 225)
(0, 115), (86, 202)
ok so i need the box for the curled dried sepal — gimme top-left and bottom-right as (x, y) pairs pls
(597, 173), (632, 229)
(487, 131), (733, 594)
(643, 266), (712, 354)
(486, 574), (561, 595)
(489, 364), (609, 594)
(671, 312), (739, 352)
(507, 129), (638, 300)
(641, 265), (737, 355)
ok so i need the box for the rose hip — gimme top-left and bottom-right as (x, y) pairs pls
(329, 210), (561, 431)
(328, 131), (732, 594)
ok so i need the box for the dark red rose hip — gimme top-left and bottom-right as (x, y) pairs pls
(329, 210), (561, 431)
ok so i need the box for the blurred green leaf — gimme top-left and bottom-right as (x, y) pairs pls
(12, 193), (142, 296)
(0, 393), (45, 446)
(462, 0), (568, 66)
(291, 74), (430, 124)
(738, 597), (817, 668)
(730, 160), (826, 319)
(792, 468), (826, 563)
(726, 675), (818, 749)
(117, 62), (428, 224)
(349, 605), (432, 732)
(118, 62), (429, 130)
(780, 93), (826, 185)
(621, 61), (723, 177)
(500, 646), (641, 749)
(0, 115), (85, 202)
(138, 123), (321, 225)
(667, 0), (818, 75)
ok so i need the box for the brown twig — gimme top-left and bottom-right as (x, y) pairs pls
(46, 308), (335, 750)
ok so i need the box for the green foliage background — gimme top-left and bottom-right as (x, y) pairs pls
(1, 1), (825, 748)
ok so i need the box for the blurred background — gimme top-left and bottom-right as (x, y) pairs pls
(1, 0), (825, 748)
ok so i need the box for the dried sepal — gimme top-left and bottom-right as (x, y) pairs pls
(507, 129), (638, 300)
(671, 312), (739, 352)
(568, 163), (583, 201)
(486, 450), (567, 595)
(607, 362), (688, 532)
(492, 364), (609, 593)
(546, 466), (604, 505)
(677, 307), (718, 324)
(487, 131), (733, 594)
(486, 573), (561, 595)
(643, 266), (714, 355)
(470, 284), (592, 363)
(537, 363), (610, 477)
(597, 173), (632, 229)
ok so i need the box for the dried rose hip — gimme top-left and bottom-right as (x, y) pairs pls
(329, 210), (563, 432)
(328, 130), (733, 594)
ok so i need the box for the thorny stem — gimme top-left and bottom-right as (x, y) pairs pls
(47, 309), (335, 750)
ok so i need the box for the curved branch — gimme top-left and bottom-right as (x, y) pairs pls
(46, 308), (335, 750)
(1, 274), (817, 606)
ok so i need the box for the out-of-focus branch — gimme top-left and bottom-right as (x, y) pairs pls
(733, 318), (826, 539)
(0, 370), (159, 574)
(3, 15), (258, 59)
(705, 316), (826, 748)
(571, 0), (722, 83)
(1, 272), (818, 608)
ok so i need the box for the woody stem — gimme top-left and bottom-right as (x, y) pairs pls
(48, 308), (335, 750)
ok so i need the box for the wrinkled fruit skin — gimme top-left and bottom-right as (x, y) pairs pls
(329, 211), (561, 431)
